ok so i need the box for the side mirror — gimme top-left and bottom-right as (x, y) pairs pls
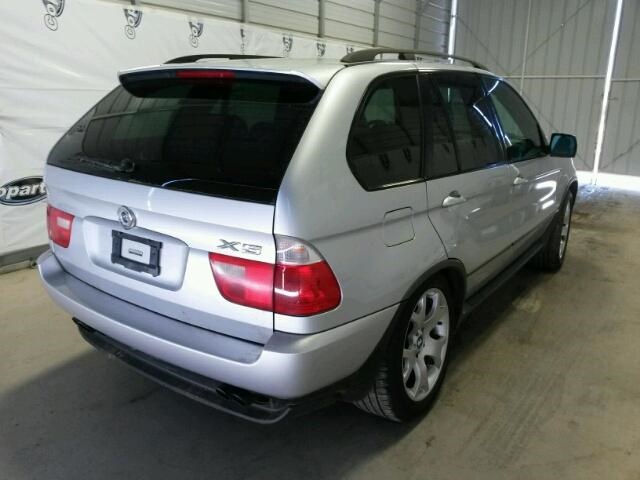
(549, 133), (577, 158)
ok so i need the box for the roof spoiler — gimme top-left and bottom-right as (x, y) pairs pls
(165, 54), (281, 64)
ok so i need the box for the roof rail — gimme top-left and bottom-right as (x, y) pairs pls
(340, 48), (487, 71)
(165, 54), (281, 64)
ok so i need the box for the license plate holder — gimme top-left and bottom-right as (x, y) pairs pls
(111, 231), (162, 277)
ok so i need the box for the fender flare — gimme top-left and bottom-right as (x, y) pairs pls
(346, 258), (467, 399)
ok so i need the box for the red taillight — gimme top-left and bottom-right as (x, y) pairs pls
(175, 70), (235, 80)
(209, 253), (274, 311)
(47, 204), (74, 248)
(208, 236), (341, 316)
(273, 261), (341, 316)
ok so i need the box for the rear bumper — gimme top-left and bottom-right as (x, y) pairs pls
(38, 251), (396, 404)
(74, 321), (292, 423)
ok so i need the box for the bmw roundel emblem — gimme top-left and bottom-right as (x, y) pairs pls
(117, 206), (136, 230)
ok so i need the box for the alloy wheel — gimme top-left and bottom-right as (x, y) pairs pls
(402, 288), (450, 402)
(559, 198), (572, 260)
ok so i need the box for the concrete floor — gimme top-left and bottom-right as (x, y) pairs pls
(1, 185), (639, 480)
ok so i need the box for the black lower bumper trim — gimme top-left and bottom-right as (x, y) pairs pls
(74, 319), (292, 424)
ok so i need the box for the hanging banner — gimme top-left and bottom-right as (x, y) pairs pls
(0, 0), (360, 261)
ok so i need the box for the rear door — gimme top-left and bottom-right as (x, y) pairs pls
(482, 76), (561, 250)
(421, 72), (514, 295)
(45, 68), (320, 344)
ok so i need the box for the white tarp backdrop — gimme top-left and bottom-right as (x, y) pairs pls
(0, 0), (361, 260)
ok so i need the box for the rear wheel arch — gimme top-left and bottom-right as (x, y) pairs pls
(372, 260), (466, 355)
(354, 267), (461, 421)
(402, 260), (466, 328)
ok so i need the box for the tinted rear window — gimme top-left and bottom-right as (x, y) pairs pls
(346, 75), (422, 190)
(47, 71), (321, 204)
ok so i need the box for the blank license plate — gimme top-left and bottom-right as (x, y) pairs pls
(121, 237), (151, 264)
(111, 231), (162, 277)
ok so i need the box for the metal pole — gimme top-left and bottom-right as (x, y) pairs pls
(414, 1), (423, 49)
(519, 0), (532, 93)
(506, 74), (606, 80)
(373, 0), (382, 46)
(592, 0), (624, 184)
(318, 0), (325, 38)
(241, 0), (249, 23)
(447, 0), (458, 57)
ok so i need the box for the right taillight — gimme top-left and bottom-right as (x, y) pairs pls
(208, 236), (341, 317)
(273, 236), (341, 316)
(47, 204), (74, 248)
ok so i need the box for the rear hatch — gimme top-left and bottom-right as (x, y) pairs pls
(45, 66), (321, 344)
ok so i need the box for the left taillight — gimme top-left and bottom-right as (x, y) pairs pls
(47, 204), (74, 248)
(209, 253), (275, 311)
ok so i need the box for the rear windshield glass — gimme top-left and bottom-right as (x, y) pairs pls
(47, 71), (321, 204)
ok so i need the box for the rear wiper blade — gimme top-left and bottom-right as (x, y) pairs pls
(162, 178), (276, 192)
(71, 154), (136, 173)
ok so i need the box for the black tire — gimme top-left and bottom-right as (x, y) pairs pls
(531, 190), (574, 272)
(354, 275), (455, 422)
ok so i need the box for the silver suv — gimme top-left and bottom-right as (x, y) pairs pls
(38, 49), (578, 423)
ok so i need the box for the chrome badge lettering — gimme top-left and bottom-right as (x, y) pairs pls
(218, 239), (262, 255)
(242, 244), (262, 256)
(218, 239), (240, 252)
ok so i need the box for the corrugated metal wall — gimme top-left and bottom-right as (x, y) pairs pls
(455, 0), (617, 173)
(140, 0), (243, 20)
(128, 0), (450, 51)
(324, 0), (374, 44)
(416, 1), (450, 51)
(249, 1), (319, 34)
(600, 0), (640, 176)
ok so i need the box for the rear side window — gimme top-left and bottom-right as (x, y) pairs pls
(434, 73), (503, 172)
(419, 75), (458, 178)
(347, 75), (422, 190)
(483, 78), (546, 162)
(47, 71), (320, 204)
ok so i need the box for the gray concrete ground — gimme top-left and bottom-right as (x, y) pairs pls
(1, 185), (639, 480)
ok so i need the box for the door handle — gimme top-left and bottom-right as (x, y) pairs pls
(442, 191), (466, 208)
(513, 175), (528, 185)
